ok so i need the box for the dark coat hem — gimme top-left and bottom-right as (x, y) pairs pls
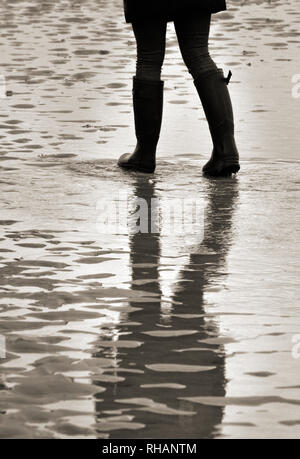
(124, 1), (227, 24)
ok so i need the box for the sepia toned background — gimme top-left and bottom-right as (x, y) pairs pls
(0, 0), (300, 439)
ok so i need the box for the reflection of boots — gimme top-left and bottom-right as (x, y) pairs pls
(194, 69), (240, 177)
(118, 77), (164, 173)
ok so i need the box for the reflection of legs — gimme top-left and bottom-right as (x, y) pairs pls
(175, 14), (240, 177)
(118, 21), (166, 173)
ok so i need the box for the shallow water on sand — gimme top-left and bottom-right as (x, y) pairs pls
(0, 0), (300, 439)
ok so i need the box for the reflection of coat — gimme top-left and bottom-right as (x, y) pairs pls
(123, 0), (227, 23)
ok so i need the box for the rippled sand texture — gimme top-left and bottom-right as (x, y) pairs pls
(0, 0), (300, 162)
(1, 0), (300, 439)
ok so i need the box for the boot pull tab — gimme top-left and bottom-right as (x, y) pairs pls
(224, 70), (232, 85)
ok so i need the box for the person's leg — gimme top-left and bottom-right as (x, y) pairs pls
(175, 14), (240, 176)
(118, 20), (166, 173)
(174, 12), (217, 79)
(133, 19), (166, 81)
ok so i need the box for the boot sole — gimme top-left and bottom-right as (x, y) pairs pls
(203, 163), (240, 178)
(221, 163), (240, 176)
(118, 162), (155, 174)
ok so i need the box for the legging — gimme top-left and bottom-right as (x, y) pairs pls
(132, 13), (218, 82)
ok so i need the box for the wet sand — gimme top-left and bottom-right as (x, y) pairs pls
(1, 0), (300, 439)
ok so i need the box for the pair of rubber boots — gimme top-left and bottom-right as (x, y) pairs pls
(118, 69), (240, 177)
